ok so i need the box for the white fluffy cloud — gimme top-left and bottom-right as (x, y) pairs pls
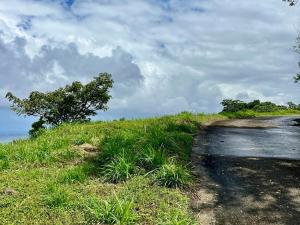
(0, 0), (299, 120)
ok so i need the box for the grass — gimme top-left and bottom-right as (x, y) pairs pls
(221, 109), (300, 119)
(0, 112), (225, 224)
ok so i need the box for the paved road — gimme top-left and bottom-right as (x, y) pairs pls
(192, 117), (300, 225)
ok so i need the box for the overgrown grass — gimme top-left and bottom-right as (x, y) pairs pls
(0, 112), (224, 224)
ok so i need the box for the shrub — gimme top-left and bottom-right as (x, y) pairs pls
(155, 162), (191, 188)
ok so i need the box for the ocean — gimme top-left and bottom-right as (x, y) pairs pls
(0, 108), (33, 143)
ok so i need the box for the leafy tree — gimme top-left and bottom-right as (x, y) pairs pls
(253, 101), (281, 112)
(221, 99), (247, 112)
(287, 101), (298, 109)
(221, 99), (296, 113)
(247, 100), (261, 109)
(6, 73), (113, 136)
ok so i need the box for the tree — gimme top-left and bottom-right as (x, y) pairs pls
(221, 99), (247, 112)
(247, 100), (261, 109)
(6, 73), (113, 136)
(287, 101), (298, 109)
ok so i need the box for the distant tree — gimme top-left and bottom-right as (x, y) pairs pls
(6, 73), (113, 136)
(253, 101), (279, 112)
(221, 99), (247, 112)
(247, 100), (261, 109)
(220, 99), (297, 113)
(287, 101), (298, 109)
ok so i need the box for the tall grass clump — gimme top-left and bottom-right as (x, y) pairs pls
(155, 162), (191, 188)
(138, 146), (167, 170)
(86, 195), (137, 225)
(103, 154), (136, 183)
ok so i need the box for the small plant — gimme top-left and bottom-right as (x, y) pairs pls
(87, 195), (137, 224)
(103, 155), (136, 183)
(155, 162), (191, 188)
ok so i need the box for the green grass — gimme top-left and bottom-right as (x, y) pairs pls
(221, 109), (300, 119)
(0, 112), (225, 224)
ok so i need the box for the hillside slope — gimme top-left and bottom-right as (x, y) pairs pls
(0, 113), (224, 225)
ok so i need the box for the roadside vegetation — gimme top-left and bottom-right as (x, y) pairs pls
(220, 99), (300, 118)
(0, 112), (224, 224)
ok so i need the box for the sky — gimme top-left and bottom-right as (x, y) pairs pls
(0, 0), (300, 134)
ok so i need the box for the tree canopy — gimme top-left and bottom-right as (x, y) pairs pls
(221, 99), (299, 113)
(6, 73), (113, 136)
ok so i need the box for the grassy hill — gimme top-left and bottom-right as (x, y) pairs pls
(0, 112), (225, 225)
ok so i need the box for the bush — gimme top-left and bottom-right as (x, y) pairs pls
(155, 162), (191, 188)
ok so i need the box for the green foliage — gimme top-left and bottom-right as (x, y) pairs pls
(221, 99), (299, 115)
(221, 110), (256, 119)
(287, 101), (300, 110)
(6, 73), (113, 133)
(59, 165), (89, 184)
(103, 154), (136, 183)
(87, 195), (138, 224)
(221, 99), (248, 112)
(43, 184), (70, 208)
(0, 113), (225, 224)
(29, 118), (46, 138)
(155, 162), (191, 188)
(138, 146), (167, 170)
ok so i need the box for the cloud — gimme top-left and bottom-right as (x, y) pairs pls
(0, 36), (143, 107)
(0, 0), (300, 121)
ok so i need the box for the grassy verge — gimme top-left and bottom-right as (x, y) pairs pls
(0, 112), (225, 224)
(221, 109), (300, 119)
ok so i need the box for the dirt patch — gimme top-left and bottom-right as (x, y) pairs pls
(72, 143), (99, 157)
(210, 118), (278, 128)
